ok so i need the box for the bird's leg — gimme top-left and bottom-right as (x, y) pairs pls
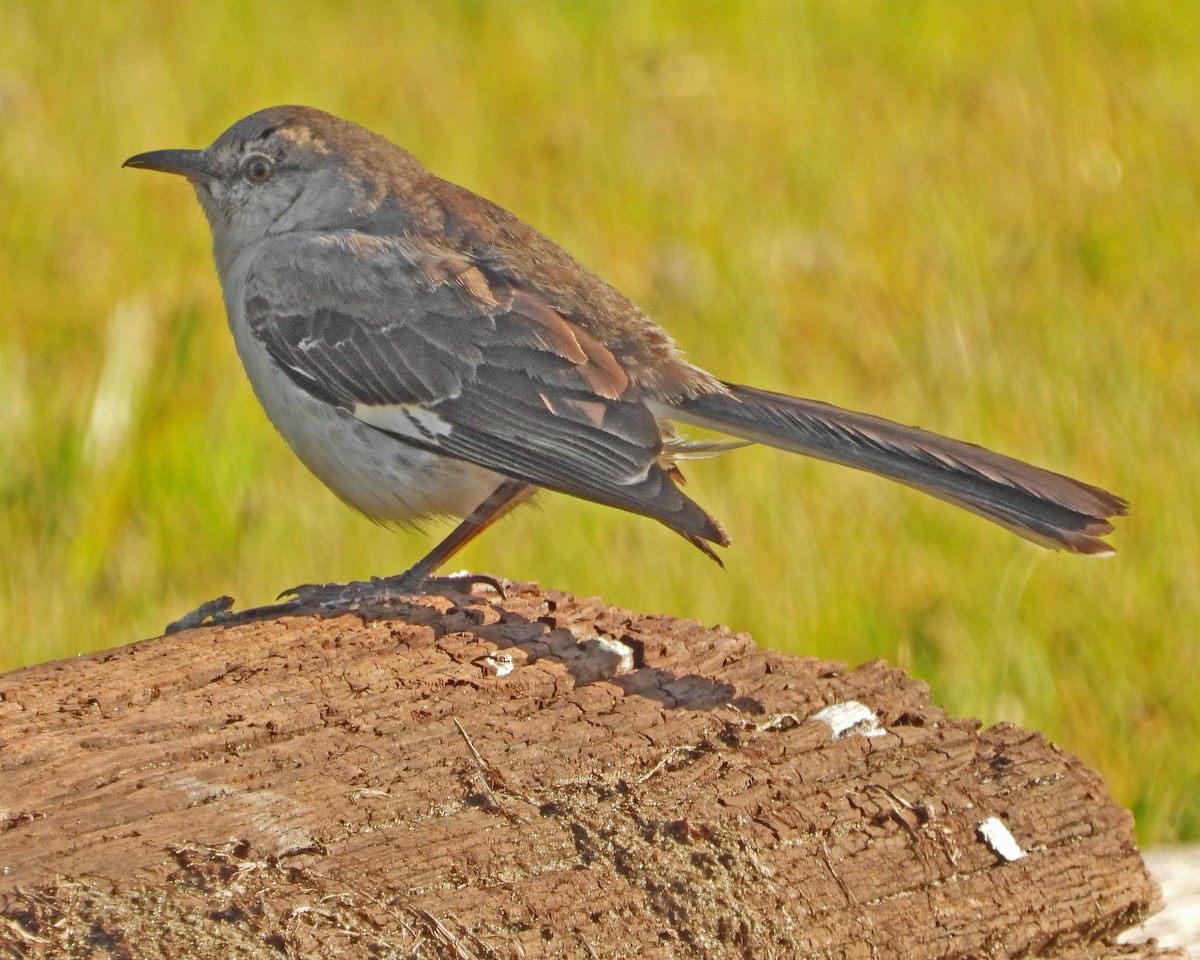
(280, 479), (535, 607)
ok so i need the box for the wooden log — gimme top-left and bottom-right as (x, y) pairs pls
(0, 583), (1183, 959)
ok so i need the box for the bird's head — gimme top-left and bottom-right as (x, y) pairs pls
(124, 106), (417, 261)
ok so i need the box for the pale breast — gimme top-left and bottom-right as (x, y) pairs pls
(217, 246), (506, 523)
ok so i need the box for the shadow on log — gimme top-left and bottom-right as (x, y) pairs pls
(0, 582), (1183, 958)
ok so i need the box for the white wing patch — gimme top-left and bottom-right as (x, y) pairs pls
(353, 403), (454, 442)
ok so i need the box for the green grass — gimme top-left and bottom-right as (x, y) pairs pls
(1, 1), (1197, 843)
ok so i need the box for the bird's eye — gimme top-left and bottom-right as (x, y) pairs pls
(241, 155), (275, 184)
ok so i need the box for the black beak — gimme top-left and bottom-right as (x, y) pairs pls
(123, 149), (218, 181)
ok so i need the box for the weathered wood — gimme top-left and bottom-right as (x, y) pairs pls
(0, 583), (1182, 959)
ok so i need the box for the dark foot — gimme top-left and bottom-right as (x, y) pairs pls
(426, 572), (508, 599)
(163, 574), (506, 635)
(165, 596), (236, 634)
(278, 571), (507, 608)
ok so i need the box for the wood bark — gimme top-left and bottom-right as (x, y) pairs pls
(0, 582), (1182, 959)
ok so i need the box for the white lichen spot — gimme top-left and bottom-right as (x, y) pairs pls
(582, 636), (638, 678)
(977, 816), (1026, 862)
(811, 700), (885, 740)
(477, 652), (515, 678)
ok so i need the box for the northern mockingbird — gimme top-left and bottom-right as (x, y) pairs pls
(125, 105), (1126, 606)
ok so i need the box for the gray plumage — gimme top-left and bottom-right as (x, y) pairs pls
(124, 105), (1126, 592)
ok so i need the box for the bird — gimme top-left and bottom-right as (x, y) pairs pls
(124, 105), (1126, 607)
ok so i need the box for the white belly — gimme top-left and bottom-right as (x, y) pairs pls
(218, 252), (505, 524)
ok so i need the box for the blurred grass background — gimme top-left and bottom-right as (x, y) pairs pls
(1, 1), (1196, 843)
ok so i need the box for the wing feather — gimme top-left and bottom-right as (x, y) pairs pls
(242, 231), (726, 546)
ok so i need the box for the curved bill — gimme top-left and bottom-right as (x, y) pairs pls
(123, 149), (217, 181)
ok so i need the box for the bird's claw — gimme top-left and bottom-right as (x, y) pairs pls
(429, 572), (507, 599)
(164, 573), (507, 636)
(278, 572), (507, 608)
(165, 595), (236, 634)
(277, 582), (333, 602)
(276, 580), (372, 607)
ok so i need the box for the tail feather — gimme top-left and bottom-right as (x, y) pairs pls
(662, 383), (1128, 556)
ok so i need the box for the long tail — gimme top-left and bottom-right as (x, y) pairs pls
(663, 382), (1128, 556)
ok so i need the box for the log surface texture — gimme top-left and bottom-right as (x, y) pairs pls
(0, 583), (1182, 959)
